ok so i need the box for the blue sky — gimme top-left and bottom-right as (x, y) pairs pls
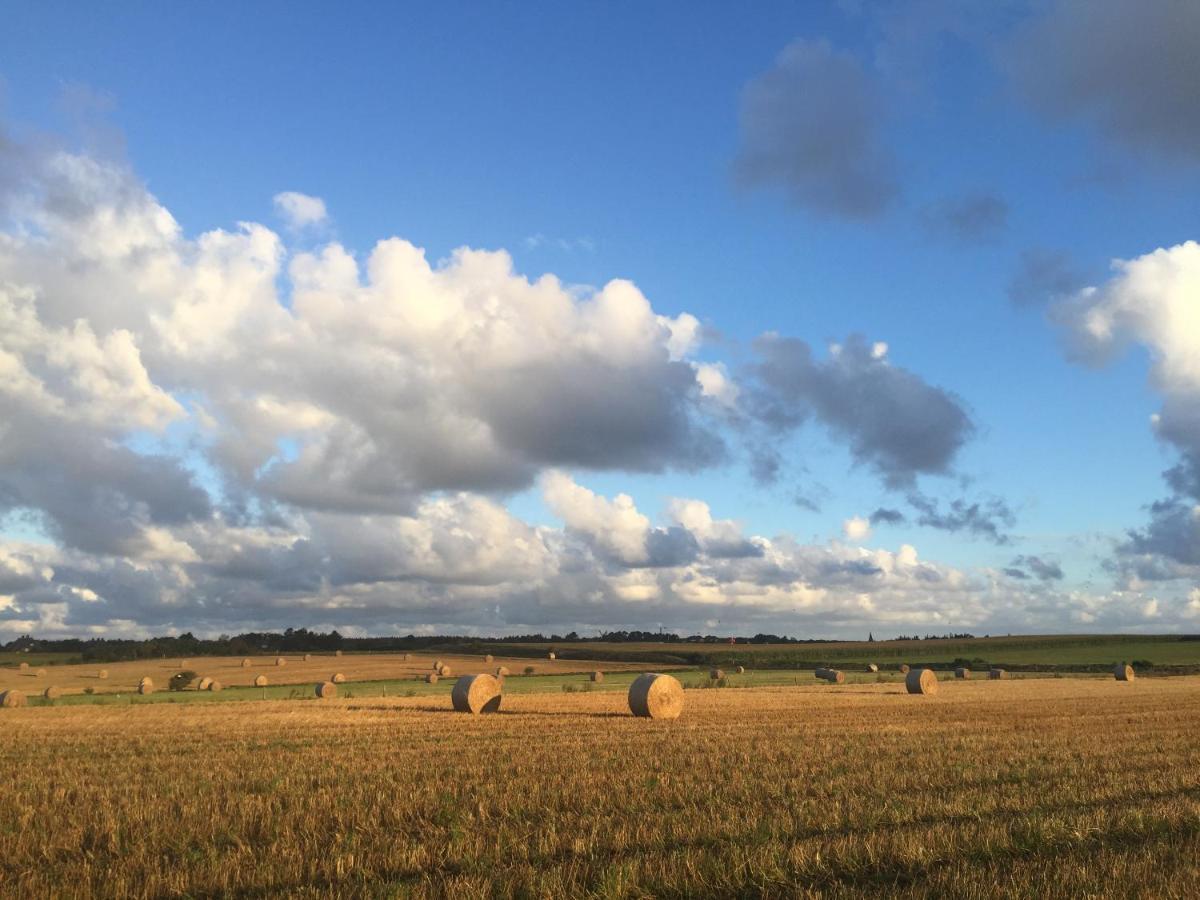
(1, 1), (1198, 637)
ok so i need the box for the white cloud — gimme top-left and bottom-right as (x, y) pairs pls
(1187, 588), (1200, 617)
(843, 516), (872, 541)
(273, 191), (328, 229)
(1059, 241), (1200, 392)
(543, 471), (651, 566)
(695, 362), (739, 408)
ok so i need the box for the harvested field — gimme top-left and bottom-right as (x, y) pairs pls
(0, 652), (644, 698)
(1, 676), (1199, 896)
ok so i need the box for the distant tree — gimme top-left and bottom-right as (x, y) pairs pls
(868, 632), (875, 643)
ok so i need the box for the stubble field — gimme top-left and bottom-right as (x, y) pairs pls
(2, 675), (1198, 898)
(0, 651), (648, 700)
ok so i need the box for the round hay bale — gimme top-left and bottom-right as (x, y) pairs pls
(35, 668), (46, 677)
(484, 654), (494, 663)
(254, 675), (268, 687)
(628, 673), (684, 719)
(97, 669), (108, 679)
(439, 665), (452, 677)
(433, 659), (444, 672)
(736, 665), (746, 675)
(275, 657), (286, 667)
(548, 652), (556, 660)
(710, 668), (725, 680)
(197, 676), (213, 691)
(303, 653), (312, 662)
(495, 666), (510, 677)
(331, 672), (346, 684)
(18, 662), (29, 672)
(335, 650), (343, 658)
(241, 658), (251, 668)
(866, 663), (879, 673)
(899, 664), (910, 674)
(905, 668), (938, 695)
(955, 667), (971, 679)
(207, 680), (222, 692)
(989, 668), (1009, 680)
(426, 672), (439, 684)
(1, 689), (27, 708)
(137, 677), (154, 695)
(43, 685), (61, 701)
(315, 681), (337, 699)
(1114, 664), (1135, 681)
(590, 670), (604, 683)
(451, 673), (503, 714)
(815, 667), (845, 684)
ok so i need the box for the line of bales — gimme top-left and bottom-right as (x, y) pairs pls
(812, 660), (1141, 693)
(0, 654), (1143, 713)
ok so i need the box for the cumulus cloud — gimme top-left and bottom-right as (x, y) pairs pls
(1056, 241), (1200, 503)
(0, 133), (727, 594)
(734, 38), (898, 218)
(1056, 242), (1200, 398)
(1055, 241), (1200, 580)
(843, 516), (872, 541)
(665, 498), (762, 559)
(273, 191), (328, 229)
(746, 334), (975, 488)
(543, 471), (658, 567)
(1004, 0), (1200, 163)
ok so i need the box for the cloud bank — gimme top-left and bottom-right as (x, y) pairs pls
(0, 128), (1178, 638)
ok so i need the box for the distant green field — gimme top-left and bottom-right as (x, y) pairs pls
(9, 634), (1200, 676)
(486, 634), (1200, 671)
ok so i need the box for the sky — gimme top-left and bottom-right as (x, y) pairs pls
(1, 0), (1198, 640)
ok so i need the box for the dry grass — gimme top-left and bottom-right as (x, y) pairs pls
(3, 678), (1200, 897)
